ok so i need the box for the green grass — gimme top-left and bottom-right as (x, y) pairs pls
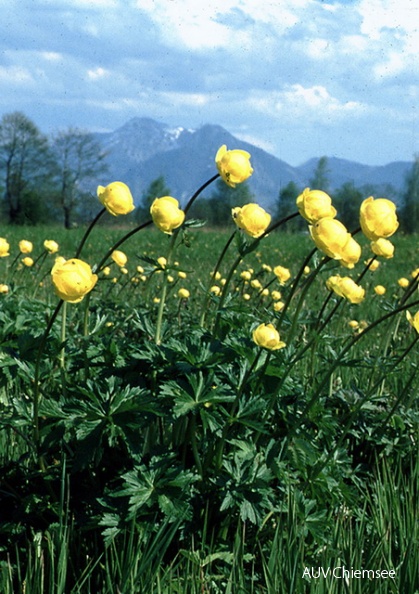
(0, 221), (418, 593)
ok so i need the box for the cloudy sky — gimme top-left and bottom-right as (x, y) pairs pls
(1, 0), (418, 166)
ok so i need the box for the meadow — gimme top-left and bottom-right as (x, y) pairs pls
(0, 175), (418, 593)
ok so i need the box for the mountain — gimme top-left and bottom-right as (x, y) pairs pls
(93, 117), (412, 211)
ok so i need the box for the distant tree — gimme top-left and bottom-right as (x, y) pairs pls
(273, 181), (304, 231)
(309, 156), (330, 192)
(137, 175), (171, 222)
(0, 111), (55, 224)
(52, 127), (108, 228)
(334, 182), (364, 231)
(400, 155), (419, 234)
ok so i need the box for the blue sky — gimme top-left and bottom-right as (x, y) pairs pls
(1, 0), (417, 165)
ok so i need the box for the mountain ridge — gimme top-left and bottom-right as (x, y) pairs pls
(93, 117), (412, 211)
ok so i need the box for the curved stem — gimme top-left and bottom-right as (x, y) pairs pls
(74, 207), (107, 258)
(183, 174), (220, 215)
(95, 219), (154, 272)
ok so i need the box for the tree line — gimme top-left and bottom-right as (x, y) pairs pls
(1, 112), (418, 232)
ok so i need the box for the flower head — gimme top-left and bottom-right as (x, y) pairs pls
(273, 265), (291, 284)
(406, 311), (419, 333)
(19, 240), (33, 254)
(296, 188), (337, 223)
(150, 196), (185, 234)
(252, 323), (286, 351)
(44, 240), (59, 254)
(326, 275), (365, 304)
(340, 236), (362, 269)
(215, 145), (253, 187)
(0, 238), (10, 258)
(51, 258), (98, 303)
(370, 238), (394, 259)
(177, 288), (190, 299)
(360, 197), (399, 241)
(111, 250), (128, 267)
(374, 285), (386, 295)
(97, 181), (135, 216)
(309, 218), (351, 260)
(232, 203), (271, 238)
(22, 257), (34, 267)
(0, 284), (9, 294)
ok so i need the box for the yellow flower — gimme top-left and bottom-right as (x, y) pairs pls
(340, 236), (362, 269)
(303, 266), (311, 275)
(0, 284), (9, 294)
(296, 188), (337, 223)
(51, 258), (98, 303)
(102, 266), (111, 276)
(210, 285), (221, 296)
(326, 275), (365, 304)
(273, 265), (291, 284)
(309, 218), (351, 260)
(406, 311), (419, 333)
(411, 267), (419, 279)
(348, 320), (359, 329)
(398, 277), (409, 288)
(150, 196), (185, 234)
(136, 265), (144, 274)
(273, 301), (285, 312)
(22, 257), (34, 267)
(370, 238), (394, 259)
(360, 196), (399, 241)
(232, 203), (271, 238)
(215, 144), (253, 187)
(0, 238), (10, 257)
(271, 290), (282, 301)
(44, 239), (59, 254)
(240, 270), (252, 281)
(97, 181), (135, 216)
(19, 240), (33, 254)
(178, 288), (190, 299)
(365, 258), (380, 271)
(157, 256), (167, 269)
(251, 279), (262, 290)
(374, 285), (386, 295)
(178, 271), (187, 279)
(252, 323), (286, 351)
(243, 293), (251, 301)
(111, 250), (128, 267)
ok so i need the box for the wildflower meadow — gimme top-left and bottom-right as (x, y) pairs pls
(0, 145), (418, 593)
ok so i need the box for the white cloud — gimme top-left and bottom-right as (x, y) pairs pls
(87, 67), (108, 80)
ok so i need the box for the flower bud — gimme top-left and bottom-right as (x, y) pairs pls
(150, 196), (185, 234)
(44, 240), (59, 254)
(232, 203), (271, 238)
(215, 145), (253, 187)
(19, 240), (33, 254)
(97, 181), (135, 216)
(51, 258), (98, 303)
(309, 218), (351, 260)
(406, 311), (419, 333)
(296, 188), (337, 223)
(360, 196), (399, 241)
(0, 238), (10, 258)
(370, 238), (394, 259)
(252, 323), (286, 350)
(111, 250), (128, 267)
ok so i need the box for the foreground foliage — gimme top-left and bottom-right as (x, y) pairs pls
(0, 152), (418, 592)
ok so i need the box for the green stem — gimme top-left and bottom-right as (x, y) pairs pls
(59, 301), (67, 369)
(74, 207), (107, 258)
(183, 174), (220, 215)
(155, 233), (178, 344)
(199, 229), (237, 327)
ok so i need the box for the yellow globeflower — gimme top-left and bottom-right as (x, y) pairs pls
(326, 275), (365, 304)
(111, 250), (128, 267)
(296, 188), (337, 223)
(240, 270), (252, 281)
(215, 145), (253, 187)
(370, 238), (394, 259)
(0, 284), (9, 294)
(44, 239), (59, 254)
(232, 203), (271, 238)
(273, 265), (291, 284)
(22, 257), (34, 267)
(398, 277), (409, 288)
(19, 240), (33, 254)
(51, 258), (98, 303)
(271, 290), (282, 301)
(406, 311), (419, 333)
(150, 196), (185, 234)
(374, 285), (386, 296)
(360, 196), (399, 241)
(411, 267), (419, 279)
(0, 238), (10, 257)
(273, 301), (285, 312)
(252, 323), (286, 351)
(348, 320), (359, 329)
(309, 218), (351, 260)
(210, 285), (221, 296)
(177, 288), (190, 299)
(340, 236), (362, 269)
(97, 181), (135, 216)
(365, 258), (380, 271)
